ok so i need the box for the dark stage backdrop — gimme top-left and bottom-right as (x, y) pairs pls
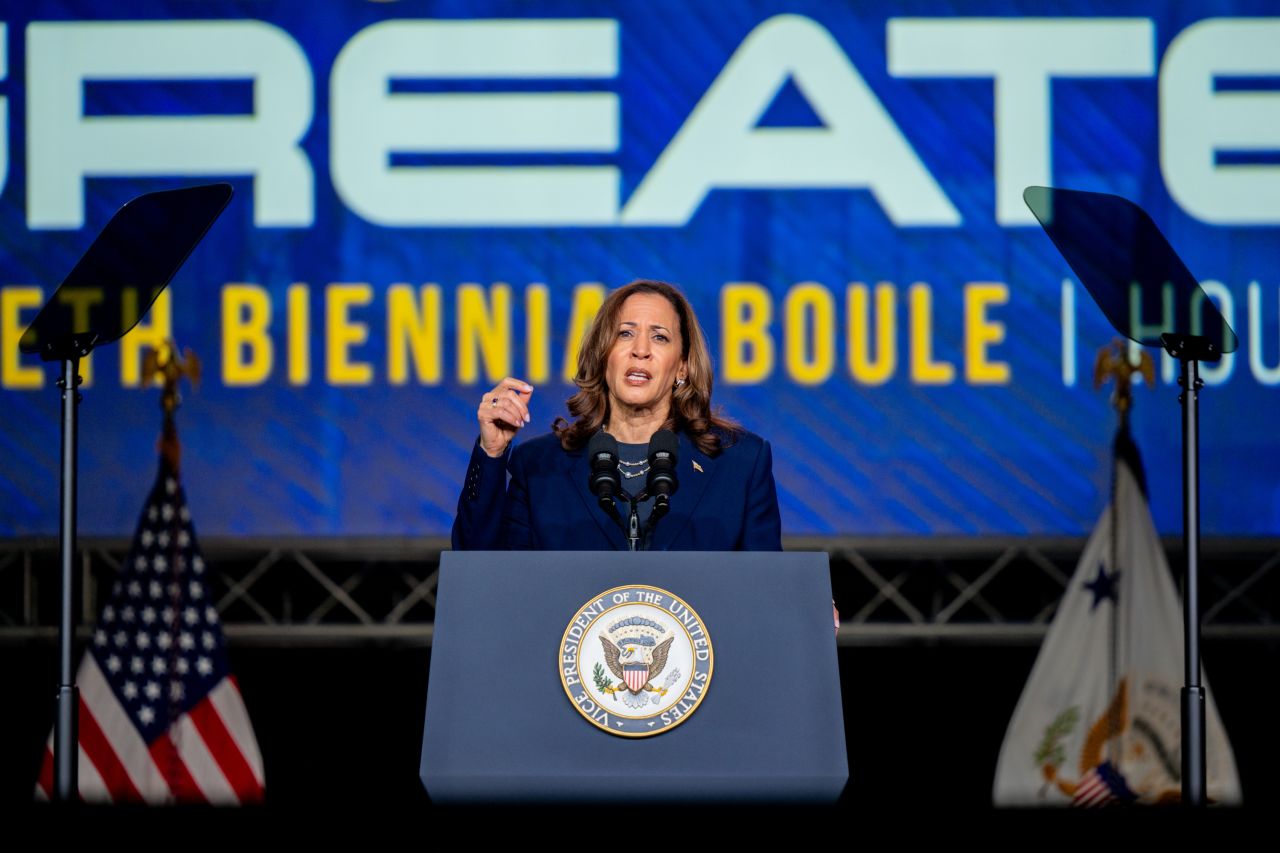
(3, 641), (1277, 808)
(2, 1), (1279, 539)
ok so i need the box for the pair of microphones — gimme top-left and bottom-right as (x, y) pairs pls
(587, 429), (679, 521)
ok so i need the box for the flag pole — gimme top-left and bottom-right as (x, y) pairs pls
(1094, 340), (1153, 780)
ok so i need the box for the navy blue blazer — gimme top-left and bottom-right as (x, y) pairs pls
(452, 430), (782, 551)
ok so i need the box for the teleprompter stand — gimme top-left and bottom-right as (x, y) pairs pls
(19, 183), (233, 802)
(1025, 186), (1238, 807)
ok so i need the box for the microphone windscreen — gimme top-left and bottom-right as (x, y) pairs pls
(647, 429), (679, 501)
(588, 430), (619, 461)
(649, 429), (678, 462)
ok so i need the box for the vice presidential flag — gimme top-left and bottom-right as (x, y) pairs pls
(36, 455), (265, 804)
(992, 427), (1241, 806)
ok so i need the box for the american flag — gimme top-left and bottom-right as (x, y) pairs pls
(1072, 760), (1137, 808)
(36, 456), (265, 804)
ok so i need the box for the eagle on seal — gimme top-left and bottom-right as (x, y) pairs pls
(599, 635), (675, 695)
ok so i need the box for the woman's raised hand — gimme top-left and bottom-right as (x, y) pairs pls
(478, 377), (534, 458)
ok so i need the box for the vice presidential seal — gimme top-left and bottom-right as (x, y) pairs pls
(559, 584), (713, 737)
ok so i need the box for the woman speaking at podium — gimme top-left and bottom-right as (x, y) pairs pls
(452, 279), (781, 552)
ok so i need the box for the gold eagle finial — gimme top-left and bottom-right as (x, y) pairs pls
(141, 340), (201, 470)
(1093, 338), (1153, 423)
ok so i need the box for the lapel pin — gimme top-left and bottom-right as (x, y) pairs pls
(692, 460), (704, 473)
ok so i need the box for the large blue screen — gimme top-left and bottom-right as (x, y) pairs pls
(1, 1), (1278, 537)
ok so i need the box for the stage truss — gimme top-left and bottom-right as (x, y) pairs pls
(1, 537), (1277, 647)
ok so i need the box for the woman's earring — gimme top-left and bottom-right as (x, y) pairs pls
(675, 378), (686, 388)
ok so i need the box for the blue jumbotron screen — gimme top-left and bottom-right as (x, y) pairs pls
(1, 1), (1277, 537)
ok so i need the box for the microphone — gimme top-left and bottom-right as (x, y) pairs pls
(646, 429), (679, 518)
(587, 431), (621, 510)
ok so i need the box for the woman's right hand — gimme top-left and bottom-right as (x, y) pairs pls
(478, 377), (534, 458)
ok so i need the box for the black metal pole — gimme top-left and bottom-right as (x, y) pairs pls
(1179, 356), (1206, 807)
(54, 356), (81, 802)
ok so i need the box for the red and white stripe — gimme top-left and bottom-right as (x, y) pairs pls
(624, 666), (649, 693)
(36, 656), (264, 804)
(1072, 768), (1116, 807)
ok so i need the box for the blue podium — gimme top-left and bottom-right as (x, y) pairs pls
(420, 551), (847, 803)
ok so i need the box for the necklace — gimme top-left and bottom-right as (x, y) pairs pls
(603, 428), (650, 478)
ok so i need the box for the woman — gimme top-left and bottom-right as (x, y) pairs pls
(451, 279), (782, 551)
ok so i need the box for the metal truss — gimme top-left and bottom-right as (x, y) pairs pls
(1, 537), (1277, 647)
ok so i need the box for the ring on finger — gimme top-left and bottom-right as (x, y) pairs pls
(490, 398), (499, 407)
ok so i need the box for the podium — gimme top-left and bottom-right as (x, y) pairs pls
(420, 551), (847, 803)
